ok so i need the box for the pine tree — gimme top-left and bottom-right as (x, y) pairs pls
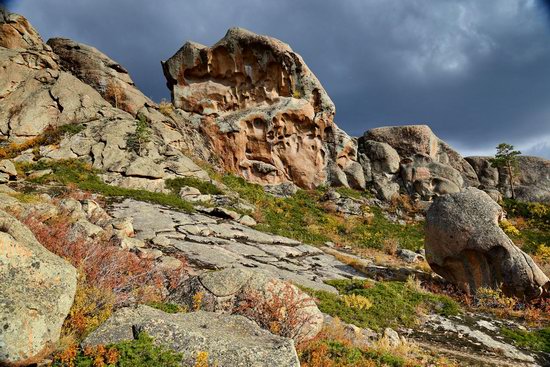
(489, 143), (521, 199)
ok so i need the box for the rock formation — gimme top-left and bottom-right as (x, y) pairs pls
(425, 188), (549, 299)
(0, 209), (77, 366)
(466, 155), (550, 203)
(358, 125), (479, 201)
(162, 28), (364, 189)
(47, 38), (152, 115)
(83, 305), (300, 366)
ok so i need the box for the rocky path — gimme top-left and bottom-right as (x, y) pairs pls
(108, 199), (364, 293)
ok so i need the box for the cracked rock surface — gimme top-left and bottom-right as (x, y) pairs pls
(108, 199), (363, 293)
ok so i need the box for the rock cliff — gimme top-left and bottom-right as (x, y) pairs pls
(162, 28), (364, 189)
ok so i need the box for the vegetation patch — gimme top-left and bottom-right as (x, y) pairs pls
(504, 199), (550, 255)
(298, 319), (458, 367)
(221, 174), (424, 249)
(145, 302), (188, 314)
(501, 327), (550, 353)
(306, 279), (460, 331)
(19, 159), (194, 212)
(52, 332), (183, 367)
(165, 176), (223, 196)
(299, 339), (406, 367)
(0, 123), (85, 159)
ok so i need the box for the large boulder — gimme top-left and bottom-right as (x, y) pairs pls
(168, 268), (323, 343)
(83, 305), (300, 367)
(47, 38), (153, 115)
(425, 188), (549, 299)
(0, 210), (77, 366)
(162, 27), (363, 189)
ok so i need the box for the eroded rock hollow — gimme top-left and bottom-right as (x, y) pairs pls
(162, 28), (364, 189)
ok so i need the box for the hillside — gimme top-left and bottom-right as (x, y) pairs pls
(1, 9), (549, 367)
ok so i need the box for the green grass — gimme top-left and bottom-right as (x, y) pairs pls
(145, 302), (187, 314)
(52, 332), (183, 367)
(165, 176), (223, 195)
(221, 174), (424, 249)
(306, 279), (461, 331)
(502, 327), (550, 353)
(19, 160), (194, 212)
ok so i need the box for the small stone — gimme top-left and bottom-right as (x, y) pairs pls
(397, 248), (424, 263)
(156, 256), (183, 271)
(0, 160), (17, 177)
(238, 215), (257, 226)
(383, 328), (401, 347)
(135, 248), (163, 260)
(179, 186), (201, 198)
(28, 169), (53, 180)
(119, 237), (145, 250)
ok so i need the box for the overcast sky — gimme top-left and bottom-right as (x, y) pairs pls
(5, 0), (550, 158)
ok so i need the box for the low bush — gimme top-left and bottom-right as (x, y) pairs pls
(21, 210), (186, 341)
(237, 281), (318, 343)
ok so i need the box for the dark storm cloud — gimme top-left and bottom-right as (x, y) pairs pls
(8, 0), (550, 158)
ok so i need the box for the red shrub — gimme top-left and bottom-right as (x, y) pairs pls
(22, 211), (185, 305)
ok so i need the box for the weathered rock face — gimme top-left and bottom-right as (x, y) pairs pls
(0, 13), (210, 190)
(83, 305), (300, 367)
(0, 12), (117, 141)
(359, 125), (478, 201)
(0, 209), (77, 366)
(162, 27), (363, 189)
(466, 155), (550, 203)
(0, 11), (45, 50)
(425, 188), (549, 299)
(169, 268), (323, 343)
(47, 38), (152, 115)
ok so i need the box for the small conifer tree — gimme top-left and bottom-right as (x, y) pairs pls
(489, 143), (521, 199)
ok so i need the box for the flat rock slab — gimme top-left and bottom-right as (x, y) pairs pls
(410, 313), (545, 366)
(109, 199), (363, 292)
(83, 305), (300, 367)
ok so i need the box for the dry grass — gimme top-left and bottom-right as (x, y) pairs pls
(158, 99), (175, 116)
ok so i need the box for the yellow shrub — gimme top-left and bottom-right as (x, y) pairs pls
(475, 287), (516, 310)
(159, 99), (175, 116)
(62, 274), (115, 340)
(342, 294), (373, 310)
(193, 292), (204, 311)
(500, 219), (520, 236)
(536, 244), (550, 262)
(194, 351), (209, 367)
